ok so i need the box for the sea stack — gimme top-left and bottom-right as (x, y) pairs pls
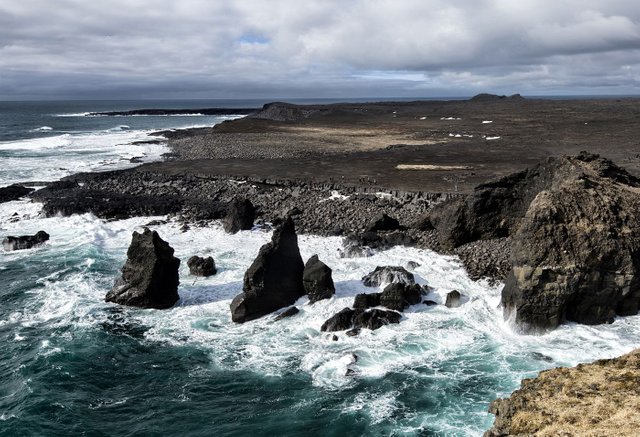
(230, 217), (305, 323)
(302, 255), (335, 303)
(105, 228), (180, 309)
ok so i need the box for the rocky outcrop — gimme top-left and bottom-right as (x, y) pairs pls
(223, 198), (256, 234)
(105, 228), (180, 309)
(0, 184), (34, 203)
(362, 266), (415, 287)
(187, 256), (216, 276)
(366, 213), (400, 232)
(303, 255), (335, 303)
(427, 152), (640, 332)
(320, 307), (401, 332)
(485, 349), (640, 437)
(230, 217), (305, 323)
(2, 231), (49, 251)
(354, 283), (422, 312)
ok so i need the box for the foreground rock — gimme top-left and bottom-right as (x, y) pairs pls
(354, 283), (423, 312)
(362, 266), (415, 287)
(223, 198), (256, 234)
(0, 184), (35, 203)
(303, 255), (335, 303)
(428, 153), (640, 332)
(320, 308), (401, 332)
(187, 256), (216, 276)
(230, 217), (305, 323)
(105, 228), (180, 309)
(2, 231), (49, 251)
(485, 349), (640, 436)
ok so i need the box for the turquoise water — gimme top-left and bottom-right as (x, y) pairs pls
(2, 102), (640, 436)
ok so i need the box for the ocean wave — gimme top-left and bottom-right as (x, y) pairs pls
(32, 126), (54, 132)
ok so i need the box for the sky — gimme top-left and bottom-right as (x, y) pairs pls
(1, 0), (639, 100)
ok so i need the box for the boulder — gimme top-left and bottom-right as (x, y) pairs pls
(380, 283), (423, 311)
(445, 290), (463, 308)
(223, 198), (255, 234)
(187, 256), (216, 277)
(105, 228), (180, 309)
(320, 307), (401, 332)
(274, 306), (300, 321)
(366, 213), (400, 232)
(362, 266), (415, 287)
(423, 300), (438, 306)
(0, 184), (34, 203)
(353, 293), (381, 309)
(230, 217), (305, 323)
(2, 231), (49, 251)
(303, 255), (335, 303)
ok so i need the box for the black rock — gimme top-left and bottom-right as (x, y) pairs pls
(187, 256), (217, 277)
(362, 266), (415, 287)
(105, 228), (180, 309)
(321, 307), (356, 331)
(303, 255), (335, 303)
(380, 283), (423, 311)
(445, 290), (463, 308)
(353, 309), (402, 330)
(0, 184), (34, 203)
(223, 198), (256, 234)
(345, 329), (360, 337)
(274, 306), (300, 321)
(353, 293), (381, 309)
(230, 217), (305, 323)
(366, 213), (400, 232)
(2, 231), (49, 251)
(423, 300), (438, 306)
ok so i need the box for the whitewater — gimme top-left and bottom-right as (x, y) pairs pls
(1, 101), (639, 436)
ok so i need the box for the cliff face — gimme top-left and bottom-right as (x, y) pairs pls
(485, 349), (640, 436)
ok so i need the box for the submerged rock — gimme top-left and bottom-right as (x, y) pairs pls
(303, 255), (335, 303)
(362, 265), (415, 287)
(105, 228), (180, 309)
(2, 231), (49, 251)
(485, 349), (640, 437)
(230, 217), (305, 323)
(0, 184), (34, 203)
(445, 290), (463, 308)
(223, 198), (255, 234)
(187, 255), (217, 277)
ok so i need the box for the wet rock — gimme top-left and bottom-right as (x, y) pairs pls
(230, 217), (305, 323)
(445, 290), (463, 308)
(353, 293), (381, 309)
(223, 198), (256, 234)
(187, 256), (216, 277)
(353, 309), (402, 330)
(303, 255), (335, 303)
(0, 184), (34, 203)
(105, 228), (180, 309)
(366, 213), (400, 232)
(362, 266), (415, 287)
(380, 283), (423, 311)
(423, 300), (438, 306)
(321, 307), (356, 331)
(274, 306), (300, 321)
(2, 230), (49, 251)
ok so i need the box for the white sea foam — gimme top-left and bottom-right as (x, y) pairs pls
(486, 136), (501, 140)
(482, 120), (493, 124)
(32, 126), (53, 132)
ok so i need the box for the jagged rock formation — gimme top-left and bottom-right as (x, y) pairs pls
(426, 152), (640, 332)
(230, 217), (305, 323)
(0, 184), (34, 203)
(362, 266), (415, 287)
(223, 198), (255, 234)
(105, 228), (180, 309)
(187, 256), (216, 276)
(302, 255), (335, 303)
(2, 231), (49, 251)
(485, 349), (640, 437)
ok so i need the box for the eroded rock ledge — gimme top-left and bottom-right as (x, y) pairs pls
(485, 349), (640, 437)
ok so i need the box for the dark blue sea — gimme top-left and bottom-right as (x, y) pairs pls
(1, 100), (639, 436)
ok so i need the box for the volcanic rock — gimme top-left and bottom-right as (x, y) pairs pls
(303, 255), (335, 303)
(320, 307), (401, 332)
(105, 228), (180, 309)
(353, 293), (381, 309)
(187, 255), (216, 276)
(274, 306), (300, 321)
(366, 213), (400, 232)
(230, 217), (305, 323)
(362, 266), (415, 287)
(380, 283), (423, 311)
(0, 184), (34, 203)
(445, 290), (463, 308)
(223, 198), (256, 234)
(2, 231), (49, 251)
(320, 307), (356, 331)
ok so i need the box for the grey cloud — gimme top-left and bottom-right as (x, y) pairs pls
(0, 0), (639, 99)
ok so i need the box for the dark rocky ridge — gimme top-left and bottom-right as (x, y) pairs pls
(0, 184), (35, 203)
(2, 231), (49, 251)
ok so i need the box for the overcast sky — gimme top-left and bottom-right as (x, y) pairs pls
(1, 0), (639, 100)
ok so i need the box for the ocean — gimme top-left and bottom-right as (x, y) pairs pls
(1, 100), (639, 436)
